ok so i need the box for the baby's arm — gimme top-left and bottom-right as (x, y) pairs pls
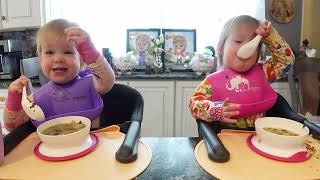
(260, 24), (295, 81)
(3, 76), (31, 131)
(189, 79), (240, 123)
(65, 28), (115, 94)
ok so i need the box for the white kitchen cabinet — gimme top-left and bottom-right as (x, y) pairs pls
(175, 81), (201, 137)
(128, 81), (175, 137)
(271, 81), (292, 107)
(0, 0), (45, 29)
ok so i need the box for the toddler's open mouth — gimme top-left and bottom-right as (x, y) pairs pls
(52, 67), (68, 73)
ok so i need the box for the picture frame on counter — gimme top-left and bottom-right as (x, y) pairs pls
(126, 29), (161, 70)
(162, 29), (196, 71)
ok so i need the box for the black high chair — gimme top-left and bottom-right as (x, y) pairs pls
(98, 83), (144, 163)
(197, 93), (320, 163)
(4, 83), (144, 164)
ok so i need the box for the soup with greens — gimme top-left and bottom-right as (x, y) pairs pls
(263, 127), (299, 136)
(42, 120), (86, 135)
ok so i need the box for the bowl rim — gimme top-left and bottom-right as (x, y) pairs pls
(37, 116), (91, 138)
(255, 117), (309, 137)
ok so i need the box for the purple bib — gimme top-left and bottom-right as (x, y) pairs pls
(207, 65), (277, 118)
(32, 75), (103, 127)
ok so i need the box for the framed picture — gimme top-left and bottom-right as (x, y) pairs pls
(126, 29), (161, 69)
(162, 29), (196, 71)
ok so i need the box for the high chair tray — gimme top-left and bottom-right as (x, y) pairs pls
(195, 130), (320, 180)
(0, 127), (152, 180)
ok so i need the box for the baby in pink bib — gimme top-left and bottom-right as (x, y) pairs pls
(189, 15), (295, 128)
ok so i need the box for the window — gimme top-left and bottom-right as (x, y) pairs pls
(49, 0), (265, 57)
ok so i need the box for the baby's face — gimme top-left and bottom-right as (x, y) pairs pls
(222, 23), (259, 72)
(40, 32), (80, 84)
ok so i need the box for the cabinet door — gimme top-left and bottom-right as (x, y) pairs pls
(0, 0), (42, 29)
(129, 81), (174, 137)
(175, 81), (201, 137)
(271, 82), (292, 107)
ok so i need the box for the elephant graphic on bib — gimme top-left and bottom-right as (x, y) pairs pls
(225, 75), (250, 92)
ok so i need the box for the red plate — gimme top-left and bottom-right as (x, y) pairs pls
(34, 133), (99, 161)
(247, 134), (310, 162)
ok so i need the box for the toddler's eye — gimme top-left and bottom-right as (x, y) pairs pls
(44, 50), (54, 55)
(65, 50), (75, 54)
(234, 40), (243, 44)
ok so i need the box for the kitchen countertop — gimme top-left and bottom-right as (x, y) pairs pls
(0, 72), (206, 88)
(115, 71), (206, 80)
(0, 71), (289, 88)
(137, 137), (214, 179)
(0, 78), (41, 89)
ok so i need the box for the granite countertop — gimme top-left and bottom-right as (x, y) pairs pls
(0, 72), (206, 88)
(115, 71), (206, 80)
(137, 137), (214, 179)
(0, 78), (41, 89)
(0, 71), (289, 88)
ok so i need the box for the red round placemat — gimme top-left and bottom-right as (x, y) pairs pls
(247, 134), (310, 162)
(34, 133), (98, 161)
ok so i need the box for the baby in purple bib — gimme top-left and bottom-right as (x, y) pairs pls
(3, 19), (115, 131)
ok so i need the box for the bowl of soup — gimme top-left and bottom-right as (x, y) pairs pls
(255, 117), (309, 149)
(37, 116), (91, 150)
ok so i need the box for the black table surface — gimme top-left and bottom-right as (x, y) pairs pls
(137, 137), (215, 180)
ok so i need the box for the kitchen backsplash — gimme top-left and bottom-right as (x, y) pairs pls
(0, 29), (38, 58)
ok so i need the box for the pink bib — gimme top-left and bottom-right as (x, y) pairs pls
(207, 65), (277, 118)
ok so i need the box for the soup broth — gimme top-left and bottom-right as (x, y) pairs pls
(263, 127), (299, 136)
(42, 120), (86, 135)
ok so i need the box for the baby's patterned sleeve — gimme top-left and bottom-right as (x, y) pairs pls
(189, 79), (223, 122)
(261, 26), (295, 82)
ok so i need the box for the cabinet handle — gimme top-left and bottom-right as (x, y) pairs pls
(1, 16), (6, 20)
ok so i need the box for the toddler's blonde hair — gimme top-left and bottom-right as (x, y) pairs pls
(217, 15), (261, 67)
(36, 19), (79, 56)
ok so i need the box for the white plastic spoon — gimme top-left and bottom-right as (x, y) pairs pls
(237, 22), (271, 59)
(21, 82), (45, 121)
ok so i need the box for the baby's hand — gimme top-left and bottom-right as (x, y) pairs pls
(256, 20), (271, 39)
(7, 75), (29, 112)
(9, 75), (29, 94)
(221, 98), (240, 123)
(65, 27), (99, 65)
